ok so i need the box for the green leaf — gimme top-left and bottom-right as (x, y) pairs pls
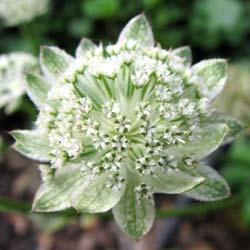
(0, 196), (31, 213)
(71, 172), (125, 213)
(184, 164), (230, 201)
(143, 168), (204, 194)
(82, 0), (121, 19)
(171, 123), (229, 159)
(25, 73), (50, 107)
(113, 169), (155, 239)
(242, 198), (250, 225)
(117, 14), (154, 47)
(204, 111), (243, 143)
(229, 136), (250, 163)
(222, 164), (250, 186)
(30, 214), (73, 233)
(33, 164), (85, 212)
(40, 46), (73, 79)
(192, 59), (227, 101)
(75, 38), (97, 58)
(11, 130), (52, 161)
(173, 46), (192, 67)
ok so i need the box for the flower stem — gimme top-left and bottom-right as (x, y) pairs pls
(19, 23), (39, 55)
(0, 194), (242, 218)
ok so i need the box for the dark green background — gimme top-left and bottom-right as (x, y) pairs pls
(1, 0), (250, 62)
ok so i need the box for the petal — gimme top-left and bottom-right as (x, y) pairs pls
(203, 111), (243, 143)
(40, 46), (74, 79)
(184, 164), (230, 201)
(10, 130), (52, 161)
(170, 123), (229, 159)
(113, 169), (155, 239)
(143, 168), (204, 194)
(25, 73), (50, 108)
(173, 46), (192, 67)
(191, 59), (227, 101)
(71, 172), (125, 213)
(75, 38), (97, 58)
(33, 164), (85, 211)
(117, 14), (154, 47)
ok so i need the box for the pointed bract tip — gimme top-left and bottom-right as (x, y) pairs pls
(118, 14), (154, 47)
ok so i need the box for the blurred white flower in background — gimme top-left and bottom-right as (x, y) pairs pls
(0, 0), (50, 27)
(0, 52), (38, 114)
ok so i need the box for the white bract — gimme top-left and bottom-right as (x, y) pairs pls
(0, 0), (49, 27)
(12, 15), (242, 238)
(0, 52), (38, 114)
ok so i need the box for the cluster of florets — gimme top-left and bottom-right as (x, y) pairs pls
(0, 0), (49, 26)
(0, 52), (38, 113)
(34, 37), (213, 196)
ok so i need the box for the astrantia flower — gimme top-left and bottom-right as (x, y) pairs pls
(0, 0), (49, 27)
(0, 52), (38, 114)
(12, 15), (242, 238)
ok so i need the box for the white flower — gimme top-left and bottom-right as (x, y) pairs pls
(12, 14), (240, 239)
(0, 0), (49, 27)
(0, 52), (38, 114)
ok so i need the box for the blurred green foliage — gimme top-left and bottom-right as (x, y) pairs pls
(0, 136), (3, 159)
(190, 0), (249, 49)
(222, 136), (250, 225)
(0, 0), (250, 60)
(213, 62), (250, 130)
(215, 61), (250, 225)
(82, 0), (121, 19)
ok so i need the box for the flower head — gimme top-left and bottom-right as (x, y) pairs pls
(12, 15), (242, 238)
(0, 52), (38, 114)
(0, 0), (49, 27)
